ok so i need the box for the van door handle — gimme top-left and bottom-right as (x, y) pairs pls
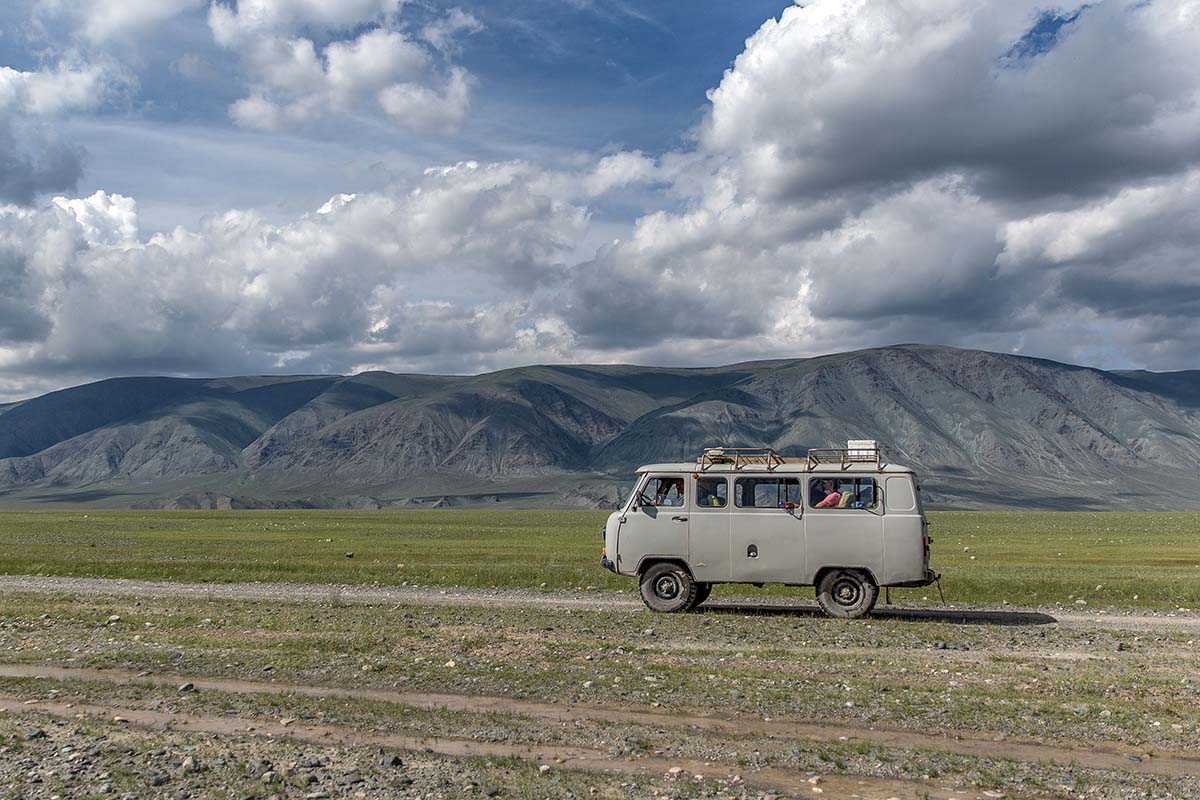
(671, 515), (688, 522)
(747, 544), (758, 558)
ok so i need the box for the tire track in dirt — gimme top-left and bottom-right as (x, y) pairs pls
(2, 575), (1197, 632)
(0, 694), (977, 800)
(2, 664), (1195, 779)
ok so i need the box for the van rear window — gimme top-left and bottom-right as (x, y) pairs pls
(734, 477), (801, 508)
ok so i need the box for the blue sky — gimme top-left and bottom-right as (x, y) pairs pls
(1, 0), (1199, 400)
(7, 1), (790, 233)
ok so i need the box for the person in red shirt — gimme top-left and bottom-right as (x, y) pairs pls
(814, 481), (842, 509)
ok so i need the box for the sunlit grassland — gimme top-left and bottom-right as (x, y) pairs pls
(0, 509), (1197, 608)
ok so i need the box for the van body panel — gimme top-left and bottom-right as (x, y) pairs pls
(729, 474), (806, 582)
(603, 511), (621, 571)
(730, 506), (805, 582)
(614, 473), (690, 576)
(882, 475), (925, 584)
(689, 476), (732, 581)
(803, 473), (884, 582)
(803, 506), (884, 582)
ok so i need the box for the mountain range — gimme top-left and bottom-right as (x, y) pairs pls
(1, 344), (1197, 510)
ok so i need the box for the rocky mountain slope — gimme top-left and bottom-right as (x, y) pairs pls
(1, 345), (1197, 509)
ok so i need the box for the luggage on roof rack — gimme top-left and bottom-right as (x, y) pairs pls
(696, 446), (786, 471)
(695, 441), (884, 471)
(806, 439), (884, 470)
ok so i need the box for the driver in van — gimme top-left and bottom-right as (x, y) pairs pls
(656, 478), (685, 506)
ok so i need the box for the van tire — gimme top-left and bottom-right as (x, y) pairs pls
(691, 582), (713, 610)
(816, 569), (878, 619)
(640, 562), (697, 613)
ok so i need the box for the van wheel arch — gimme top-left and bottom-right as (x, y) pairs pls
(813, 565), (879, 588)
(636, 556), (695, 579)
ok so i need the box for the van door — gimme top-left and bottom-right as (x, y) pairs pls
(729, 476), (805, 583)
(882, 474), (924, 584)
(689, 475), (731, 581)
(804, 476), (883, 583)
(615, 474), (690, 574)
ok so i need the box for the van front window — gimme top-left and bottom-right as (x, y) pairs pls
(639, 476), (686, 507)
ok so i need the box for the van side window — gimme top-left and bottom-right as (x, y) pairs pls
(734, 477), (801, 508)
(884, 475), (916, 512)
(809, 478), (878, 509)
(695, 477), (727, 509)
(642, 476), (686, 507)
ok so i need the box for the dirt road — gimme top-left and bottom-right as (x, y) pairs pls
(2, 574), (1197, 631)
(2, 663), (1196, 779)
(0, 691), (981, 800)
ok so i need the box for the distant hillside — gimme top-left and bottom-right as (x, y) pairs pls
(1, 345), (1197, 510)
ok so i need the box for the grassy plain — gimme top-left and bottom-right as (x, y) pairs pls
(0, 509), (1198, 608)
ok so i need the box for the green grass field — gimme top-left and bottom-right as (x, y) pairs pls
(0, 509), (1197, 608)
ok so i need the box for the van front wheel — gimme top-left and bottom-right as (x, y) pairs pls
(640, 563), (697, 613)
(816, 569), (878, 619)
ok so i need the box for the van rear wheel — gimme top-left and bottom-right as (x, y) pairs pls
(816, 569), (878, 619)
(640, 563), (697, 613)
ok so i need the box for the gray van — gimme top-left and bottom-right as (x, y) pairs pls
(600, 443), (937, 618)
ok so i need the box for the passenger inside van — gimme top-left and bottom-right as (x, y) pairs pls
(696, 478), (726, 508)
(813, 480), (842, 509)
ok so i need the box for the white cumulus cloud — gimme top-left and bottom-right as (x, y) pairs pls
(0, 61), (113, 115)
(210, 1), (478, 133)
(0, 161), (587, 381)
(555, 0), (1200, 369)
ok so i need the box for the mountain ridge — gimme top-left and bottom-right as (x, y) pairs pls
(1, 344), (1197, 510)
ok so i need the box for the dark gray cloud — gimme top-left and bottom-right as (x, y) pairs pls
(0, 58), (120, 203)
(0, 115), (85, 204)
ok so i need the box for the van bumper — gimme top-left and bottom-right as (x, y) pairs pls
(890, 569), (939, 588)
(600, 556), (617, 573)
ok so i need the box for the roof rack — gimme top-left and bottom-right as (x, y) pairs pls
(806, 440), (884, 470)
(697, 447), (786, 472)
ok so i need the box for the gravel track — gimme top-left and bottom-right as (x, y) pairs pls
(3, 663), (1196, 778)
(2, 574), (1198, 632)
(0, 694), (973, 799)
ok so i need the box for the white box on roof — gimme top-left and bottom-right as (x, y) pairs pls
(846, 440), (878, 461)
